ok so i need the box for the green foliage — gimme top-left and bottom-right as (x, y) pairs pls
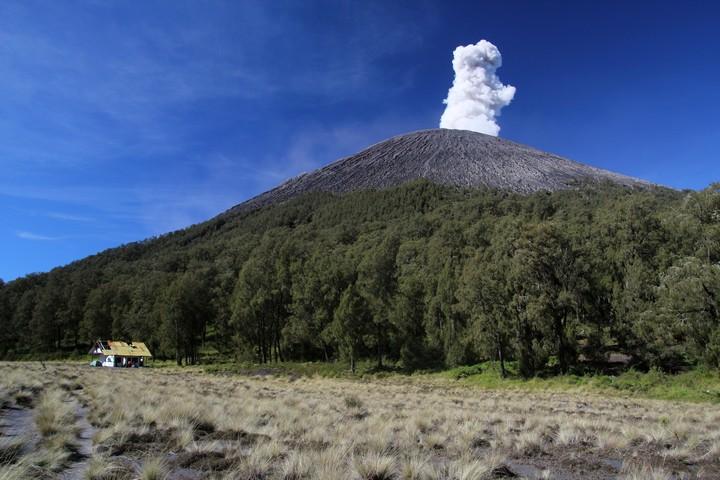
(511, 222), (586, 374)
(440, 362), (720, 403)
(329, 284), (371, 373)
(162, 271), (214, 365)
(640, 257), (720, 369)
(2, 179), (720, 381)
(449, 364), (484, 379)
(390, 275), (430, 370)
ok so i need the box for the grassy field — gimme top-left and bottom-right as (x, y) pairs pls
(438, 363), (720, 404)
(2, 362), (720, 479)
(18, 353), (720, 404)
(197, 360), (720, 404)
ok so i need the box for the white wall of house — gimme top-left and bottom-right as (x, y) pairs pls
(92, 354), (146, 368)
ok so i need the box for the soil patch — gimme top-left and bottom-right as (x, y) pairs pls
(0, 403), (38, 455)
(103, 427), (175, 456)
(174, 450), (235, 471)
(202, 429), (269, 444)
(59, 403), (96, 480)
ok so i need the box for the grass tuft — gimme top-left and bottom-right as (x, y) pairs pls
(84, 456), (134, 480)
(344, 395), (364, 409)
(0, 459), (37, 480)
(279, 450), (312, 479)
(621, 464), (674, 480)
(140, 457), (168, 480)
(34, 389), (74, 437)
(0, 438), (25, 466)
(352, 452), (398, 480)
(399, 456), (434, 480)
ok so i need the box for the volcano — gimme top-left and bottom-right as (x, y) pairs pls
(232, 128), (650, 213)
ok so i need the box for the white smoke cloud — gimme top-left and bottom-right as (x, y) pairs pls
(439, 40), (516, 136)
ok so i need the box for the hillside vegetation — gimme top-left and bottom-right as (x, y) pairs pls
(1, 180), (720, 378)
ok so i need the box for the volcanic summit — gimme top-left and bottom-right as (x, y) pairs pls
(232, 128), (650, 212)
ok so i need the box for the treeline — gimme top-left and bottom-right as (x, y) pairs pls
(1, 180), (719, 375)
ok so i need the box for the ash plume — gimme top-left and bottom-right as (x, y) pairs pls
(439, 40), (516, 136)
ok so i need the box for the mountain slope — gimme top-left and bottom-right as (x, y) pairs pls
(232, 128), (650, 213)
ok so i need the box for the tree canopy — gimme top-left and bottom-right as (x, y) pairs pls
(2, 180), (719, 375)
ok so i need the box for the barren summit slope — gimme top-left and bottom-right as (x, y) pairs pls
(233, 128), (650, 212)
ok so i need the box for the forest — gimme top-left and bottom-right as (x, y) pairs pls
(1, 180), (719, 376)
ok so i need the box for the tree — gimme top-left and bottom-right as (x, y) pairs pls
(230, 233), (293, 363)
(390, 275), (428, 370)
(459, 254), (512, 377)
(287, 247), (353, 361)
(0, 279), (10, 355)
(30, 282), (66, 351)
(110, 284), (132, 341)
(161, 272), (214, 365)
(4, 177), (720, 377)
(511, 223), (589, 374)
(11, 288), (38, 353)
(427, 257), (470, 367)
(329, 284), (371, 373)
(231, 256), (269, 362)
(63, 275), (94, 350)
(127, 273), (170, 355)
(603, 194), (670, 357)
(611, 258), (656, 356)
(81, 284), (116, 342)
(640, 257), (720, 369)
(684, 183), (720, 264)
(358, 233), (400, 367)
(425, 221), (471, 367)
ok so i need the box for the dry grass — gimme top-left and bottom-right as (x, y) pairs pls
(0, 365), (87, 476)
(140, 457), (168, 480)
(34, 388), (75, 437)
(0, 437), (24, 465)
(0, 457), (41, 480)
(2, 362), (720, 479)
(83, 456), (134, 480)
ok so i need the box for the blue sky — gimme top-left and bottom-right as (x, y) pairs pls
(2, 0), (719, 281)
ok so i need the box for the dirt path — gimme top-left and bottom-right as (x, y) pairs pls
(59, 401), (96, 480)
(0, 402), (38, 455)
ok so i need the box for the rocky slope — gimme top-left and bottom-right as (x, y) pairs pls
(231, 128), (651, 213)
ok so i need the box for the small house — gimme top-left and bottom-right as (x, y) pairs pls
(89, 340), (153, 368)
